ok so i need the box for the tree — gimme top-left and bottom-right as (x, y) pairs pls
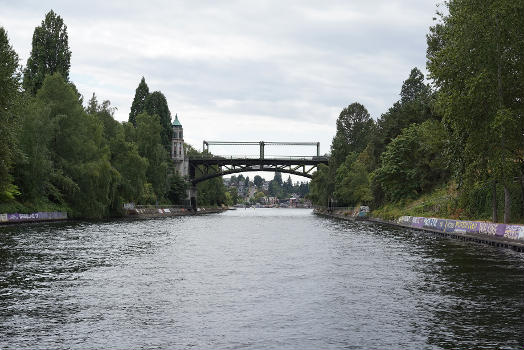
(135, 112), (169, 202)
(23, 10), (71, 95)
(308, 163), (333, 206)
(268, 180), (281, 197)
(0, 27), (21, 201)
(253, 175), (264, 188)
(377, 68), (434, 146)
(372, 120), (449, 202)
(400, 67), (431, 104)
(330, 102), (375, 170)
(129, 77), (149, 126)
(144, 91), (172, 151)
(13, 96), (54, 205)
(228, 187), (239, 205)
(273, 172), (283, 186)
(198, 176), (227, 206)
(254, 191), (265, 202)
(35, 73), (119, 217)
(427, 0), (524, 222)
(167, 173), (188, 205)
(87, 95), (148, 208)
(334, 153), (373, 206)
(283, 175), (293, 195)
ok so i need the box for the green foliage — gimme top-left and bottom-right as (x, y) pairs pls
(330, 102), (375, 170)
(135, 112), (169, 203)
(31, 74), (120, 217)
(129, 77), (149, 126)
(197, 176), (226, 206)
(167, 173), (188, 205)
(334, 153), (373, 206)
(378, 68), (435, 146)
(268, 179), (282, 198)
(87, 94), (148, 208)
(253, 175), (264, 188)
(23, 10), (71, 95)
(371, 184), (458, 221)
(373, 120), (449, 202)
(227, 187), (239, 205)
(13, 96), (54, 204)
(0, 27), (21, 200)
(144, 91), (173, 151)
(427, 0), (524, 221)
(308, 163), (334, 206)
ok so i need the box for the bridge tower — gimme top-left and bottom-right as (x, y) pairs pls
(171, 114), (189, 177)
(171, 114), (195, 210)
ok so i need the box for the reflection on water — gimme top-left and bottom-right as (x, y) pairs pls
(1, 209), (523, 349)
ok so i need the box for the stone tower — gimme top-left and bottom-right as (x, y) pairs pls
(171, 114), (188, 176)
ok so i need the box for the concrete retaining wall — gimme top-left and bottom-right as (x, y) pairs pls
(314, 209), (524, 252)
(397, 216), (524, 241)
(0, 211), (67, 224)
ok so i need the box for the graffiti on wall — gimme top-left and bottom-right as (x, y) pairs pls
(0, 212), (67, 223)
(397, 216), (524, 241)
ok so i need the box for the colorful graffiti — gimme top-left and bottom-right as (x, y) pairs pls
(0, 211), (67, 224)
(397, 216), (524, 241)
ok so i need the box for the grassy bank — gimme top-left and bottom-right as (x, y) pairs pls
(371, 183), (523, 224)
(371, 183), (460, 222)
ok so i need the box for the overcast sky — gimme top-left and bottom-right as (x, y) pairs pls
(1, 0), (439, 179)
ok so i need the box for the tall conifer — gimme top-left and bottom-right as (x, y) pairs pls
(129, 77), (149, 126)
(23, 10), (71, 95)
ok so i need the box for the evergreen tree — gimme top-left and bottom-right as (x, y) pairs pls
(23, 10), (71, 95)
(144, 91), (172, 151)
(0, 27), (21, 200)
(273, 172), (283, 186)
(129, 77), (149, 126)
(377, 68), (434, 146)
(253, 175), (264, 188)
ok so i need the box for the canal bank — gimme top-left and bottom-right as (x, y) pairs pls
(0, 207), (227, 225)
(314, 208), (524, 252)
(124, 206), (226, 220)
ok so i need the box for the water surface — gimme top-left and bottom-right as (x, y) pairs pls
(1, 209), (523, 349)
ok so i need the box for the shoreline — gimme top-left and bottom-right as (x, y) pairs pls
(314, 209), (524, 253)
(0, 207), (228, 226)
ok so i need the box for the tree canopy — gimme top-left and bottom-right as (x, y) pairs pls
(129, 77), (149, 126)
(23, 10), (71, 95)
(0, 27), (21, 200)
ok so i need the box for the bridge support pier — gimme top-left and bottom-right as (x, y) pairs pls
(187, 186), (198, 211)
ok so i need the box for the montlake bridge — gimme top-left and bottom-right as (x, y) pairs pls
(185, 141), (329, 209)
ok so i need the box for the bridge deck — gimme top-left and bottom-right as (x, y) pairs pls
(189, 156), (329, 167)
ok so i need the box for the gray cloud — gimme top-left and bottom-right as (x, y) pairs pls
(1, 0), (438, 160)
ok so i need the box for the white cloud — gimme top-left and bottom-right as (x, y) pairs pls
(0, 0), (438, 179)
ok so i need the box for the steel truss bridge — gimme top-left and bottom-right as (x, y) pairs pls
(188, 141), (329, 185)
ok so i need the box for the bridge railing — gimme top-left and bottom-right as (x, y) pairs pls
(188, 154), (329, 161)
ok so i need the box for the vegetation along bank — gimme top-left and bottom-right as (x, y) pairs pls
(315, 208), (524, 252)
(309, 0), (523, 226)
(0, 11), (231, 219)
